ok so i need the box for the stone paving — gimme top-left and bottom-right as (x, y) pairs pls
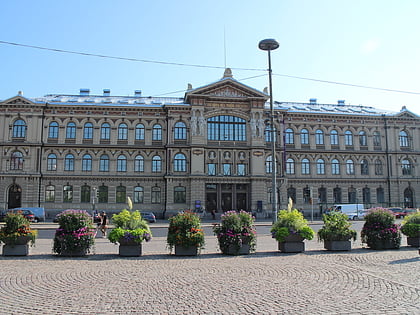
(0, 228), (419, 314)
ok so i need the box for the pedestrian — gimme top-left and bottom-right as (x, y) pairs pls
(100, 211), (108, 238)
(211, 209), (216, 220)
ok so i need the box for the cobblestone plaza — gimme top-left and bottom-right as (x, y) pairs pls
(0, 226), (418, 314)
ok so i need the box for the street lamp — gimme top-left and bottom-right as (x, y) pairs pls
(259, 38), (279, 223)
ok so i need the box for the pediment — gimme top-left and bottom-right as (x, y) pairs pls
(2, 95), (34, 105)
(394, 108), (419, 119)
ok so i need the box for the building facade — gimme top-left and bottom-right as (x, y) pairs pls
(1, 69), (419, 219)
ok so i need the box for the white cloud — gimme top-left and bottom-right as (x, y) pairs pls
(361, 39), (381, 54)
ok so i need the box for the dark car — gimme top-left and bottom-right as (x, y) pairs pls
(141, 212), (156, 223)
(6, 209), (36, 222)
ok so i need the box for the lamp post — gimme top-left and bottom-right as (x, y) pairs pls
(259, 38), (279, 223)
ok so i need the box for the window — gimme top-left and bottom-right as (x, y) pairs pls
(118, 123), (128, 140)
(82, 154), (92, 171)
(346, 159), (355, 175)
(152, 156), (162, 172)
(98, 185), (108, 203)
(359, 131), (367, 146)
(83, 122), (93, 139)
(151, 186), (161, 203)
(99, 155), (109, 172)
(134, 155), (144, 172)
(116, 185), (126, 203)
(117, 155), (127, 172)
(63, 185), (73, 202)
(173, 153), (186, 172)
(345, 130), (353, 146)
(316, 158), (325, 175)
(134, 186), (144, 203)
(318, 187), (327, 203)
(265, 125), (274, 142)
(377, 187), (385, 203)
(402, 159), (412, 175)
(374, 159), (383, 175)
(348, 187), (357, 203)
(287, 187), (296, 203)
(66, 122), (76, 139)
(207, 115), (246, 141)
(152, 124), (162, 141)
(223, 163), (231, 176)
(300, 129), (309, 145)
(64, 154), (75, 171)
(207, 163), (216, 176)
(333, 187), (342, 203)
(45, 185), (55, 202)
(265, 156), (273, 173)
(373, 131), (381, 146)
(315, 129), (324, 145)
(174, 122), (187, 140)
(135, 124), (145, 140)
(361, 159), (369, 175)
(174, 186), (186, 203)
(101, 123), (111, 140)
(47, 153), (57, 171)
(399, 130), (409, 147)
(363, 187), (371, 203)
(12, 119), (26, 138)
(48, 122), (59, 139)
(81, 184), (90, 203)
(301, 158), (310, 175)
(286, 158), (295, 175)
(237, 164), (246, 176)
(10, 151), (24, 170)
(330, 129), (339, 145)
(331, 159), (340, 175)
(285, 128), (294, 144)
(303, 187), (311, 204)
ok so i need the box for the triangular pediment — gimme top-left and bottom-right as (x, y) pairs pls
(394, 107), (419, 119)
(2, 95), (34, 105)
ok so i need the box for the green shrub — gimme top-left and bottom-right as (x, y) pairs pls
(318, 211), (357, 242)
(401, 212), (420, 238)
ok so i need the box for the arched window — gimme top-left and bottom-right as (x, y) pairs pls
(81, 184), (91, 203)
(174, 186), (186, 203)
(361, 159), (369, 175)
(10, 151), (24, 170)
(333, 187), (342, 203)
(47, 153), (57, 171)
(64, 154), (75, 171)
(318, 187), (327, 203)
(287, 187), (296, 203)
(345, 130), (353, 146)
(48, 122), (59, 139)
(99, 154), (109, 172)
(45, 185), (55, 202)
(118, 123), (128, 140)
(265, 156), (273, 173)
(363, 187), (371, 203)
(83, 122), (93, 139)
(116, 185), (126, 203)
(82, 154), (92, 171)
(348, 187), (357, 203)
(173, 153), (186, 172)
(404, 188), (414, 208)
(151, 186), (161, 203)
(101, 123), (111, 140)
(377, 187), (385, 204)
(66, 122), (76, 139)
(207, 115), (246, 141)
(373, 131), (381, 147)
(399, 130), (409, 147)
(331, 159), (340, 175)
(330, 129), (339, 145)
(301, 158), (310, 174)
(375, 159), (383, 175)
(300, 129), (309, 145)
(303, 187), (311, 204)
(346, 159), (355, 175)
(265, 125), (273, 142)
(63, 184), (73, 202)
(152, 155), (162, 172)
(285, 128), (294, 144)
(286, 158), (295, 175)
(316, 158), (325, 174)
(12, 119), (26, 138)
(401, 159), (412, 175)
(174, 122), (187, 140)
(117, 155), (127, 172)
(359, 131), (367, 146)
(135, 123), (145, 140)
(152, 124), (162, 141)
(315, 129), (324, 145)
(98, 185), (108, 203)
(134, 186), (144, 203)
(134, 155), (144, 172)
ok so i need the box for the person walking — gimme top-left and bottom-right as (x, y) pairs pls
(100, 211), (108, 238)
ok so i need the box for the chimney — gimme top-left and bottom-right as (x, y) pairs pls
(309, 98), (317, 104)
(80, 88), (90, 96)
(103, 89), (111, 96)
(337, 100), (345, 105)
(134, 90), (142, 97)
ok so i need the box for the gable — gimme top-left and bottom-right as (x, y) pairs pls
(2, 95), (34, 105)
(394, 109), (419, 119)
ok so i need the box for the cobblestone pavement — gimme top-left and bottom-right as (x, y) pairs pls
(0, 233), (419, 314)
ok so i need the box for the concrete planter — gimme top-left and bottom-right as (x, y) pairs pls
(407, 236), (420, 247)
(119, 244), (142, 257)
(278, 234), (305, 253)
(59, 248), (88, 257)
(324, 240), (352, 251)
(174, 245), (199, 256)
(2, 244), (30, 256)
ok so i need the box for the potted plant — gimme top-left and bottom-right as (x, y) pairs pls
(167, 211), (205, 256)
(271, 198), (315, 253)
(0, 212), (37, 256)
(361, 207), (401, 250)
(317, 211), (357, 251)
(400, 211), (420, 247)
(53, 209), (95, 256)
(108, 198), (152, 256)
(213, 210), (256, 255)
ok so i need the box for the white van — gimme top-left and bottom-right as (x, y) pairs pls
(333, 204), (365, 220)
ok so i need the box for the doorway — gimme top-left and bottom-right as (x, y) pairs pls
(8, 184), (22, 209)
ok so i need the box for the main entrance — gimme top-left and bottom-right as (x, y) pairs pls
(205, 183), (249, 213)
(8, 184), (22, 209)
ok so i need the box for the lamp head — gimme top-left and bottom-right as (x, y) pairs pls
(258, 38), (279, 51)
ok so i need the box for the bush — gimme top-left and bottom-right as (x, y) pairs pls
(401, 212), (420, 238)
(318, 211), (357, 242)
(108, 209), (152, 244)
(0, 212), (37, 246)
(167, 211), (205, 252)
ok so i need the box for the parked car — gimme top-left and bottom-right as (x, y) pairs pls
(141, 212), (156, 223)
(6, 209), (37, 222)
(400, 208), (418, 218)
(388, 207), (404, 219)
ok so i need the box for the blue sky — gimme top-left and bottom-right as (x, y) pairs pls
(1, 0), (420, 115)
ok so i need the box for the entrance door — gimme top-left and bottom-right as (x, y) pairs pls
(221, 193), (232, 212)
(8, 184), (22, 209)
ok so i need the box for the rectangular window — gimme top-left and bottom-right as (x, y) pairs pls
(207, 163), (216, 176)
(237, 164), (246, 176)
(223, 163), (231, 176)
(63, 185), (73, 202)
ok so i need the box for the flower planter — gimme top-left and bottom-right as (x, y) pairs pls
(222, 243), (251, 255)
(324, 240), (352, 251)
(119, 243), (142, 257)
(174, 245), (199, 256)
(367, 239), (399, 250)
(278, 234), (305, 253)
(59, 248), (88, 257)
(2, 244), (29, 256)
(407, 236), (420, 247)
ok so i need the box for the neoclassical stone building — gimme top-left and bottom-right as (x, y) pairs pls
(1, 69), (419, 218)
